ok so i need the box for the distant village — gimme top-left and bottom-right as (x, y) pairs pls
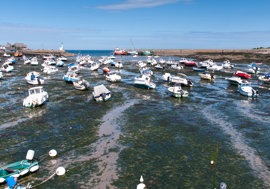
(0, 42), (28, 52)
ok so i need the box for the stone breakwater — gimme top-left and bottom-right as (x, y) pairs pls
(134, 49), (270, 63)
(21, 49), (76, 57)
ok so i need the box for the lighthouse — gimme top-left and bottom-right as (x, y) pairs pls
(59, 42), (64, 51)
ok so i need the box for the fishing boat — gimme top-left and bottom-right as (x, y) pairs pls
(92, 84), (111, 102)
(23, 86), (48, 107)
(73, 78), (90, 90)
(113, 47), (127, 55)
(258, 73), (270, 84)
(234, 71), (251, 79)
(134, 75), (156, 89)
(1, 63), (14, 72)
(0, 150), (39, 185)
(25, 72), (44, 85)
(238, 84), (259, 97)
(199, 72), (215, 81)
(127, 50), (138, 55)
(168, 83), (189, 98)
(225, 76), (250, 85)
(63, 71), (80, 82)
(106, 72), (121, 82)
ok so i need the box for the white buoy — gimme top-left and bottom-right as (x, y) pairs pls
(49, 149), (57, 157)
(210, 160), (214, 165)
(56, 167), (66, 176)
(220, 182), (227, 189)
(137, 175), (146, 189)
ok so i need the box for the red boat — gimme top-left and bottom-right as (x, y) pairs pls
(234, 71), (251, 79)
(184, 60), (198, 67)
(113, 47), (127, 55)
(102, 67), (110, 73)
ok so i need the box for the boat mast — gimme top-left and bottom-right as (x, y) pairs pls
(130, 39), (136, 50)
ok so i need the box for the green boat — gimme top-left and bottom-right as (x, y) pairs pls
(141, 50), (153, 56)
(0, 150), (39, 185)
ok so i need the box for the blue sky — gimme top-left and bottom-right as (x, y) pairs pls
(1, 0), (270, 50)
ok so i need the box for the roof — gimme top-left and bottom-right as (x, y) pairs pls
(93, 84), (110, 94)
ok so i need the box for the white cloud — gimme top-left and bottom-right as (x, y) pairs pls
(96, 0), (192, 10)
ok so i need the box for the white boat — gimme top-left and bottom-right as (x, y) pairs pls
(179, 58), (188, 64)
(106, 72), (121, 82)
(92, 84), (111, 102)
(0, 71), (3, 79)
(25, 72), (44, 85)
(198, 59), (214, 68)
(115, 61), (123, 68)
(155, 64), (164, 69)
(159, 58), (166, 64)
(90, 62), (100, 71)
(7, 56), (17, 64)
(247, 63), (260, 74)
(168, 83), (189, 98)
(207, 63), (223, 71)
(56, 58), (64, 67)
(23, 86), (48, 108)
(138, 61), (146, 68)
(140, 67), (153, 76)
(3, 52), (10, 57)
(73, 78), (90, 90)
(30, 57), (39, 65)
(225, 76), (250, 85)
(222, 60), (234, 69)
(162, 73), (172, 82)
(43, 65), (58, 74)
(1, 63), (14, 72)
(258, 73), (270, 84)
(134, 75), (156, 89)
(58, 56), (67, 61)
(24, 57), (31, 64)
(63, 71), (80, 82)
(199, 72), (215, 81)
(43, 58), (56, 65)
(238, 84), (259, 97)
(68, 63), (81, 73)
(127, 50), (138, 55)
(171, 64), (183, 70)
(169, 76), (193, 87)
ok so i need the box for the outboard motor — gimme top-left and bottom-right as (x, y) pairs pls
(102, 93), (106, 101)
(26, 150), (35, 161)
(187, 80), (193, 86)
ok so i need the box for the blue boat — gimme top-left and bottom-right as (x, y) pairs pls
(63, 71), (80, 82)
(193, 67), (206, 72)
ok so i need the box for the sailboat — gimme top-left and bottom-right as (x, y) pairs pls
(127, 39), (138, 55)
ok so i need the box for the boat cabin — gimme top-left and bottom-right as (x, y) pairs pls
(28, 87), (44, 96)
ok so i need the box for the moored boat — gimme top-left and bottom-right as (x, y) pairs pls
(225, 76), (250, 85)
(258, 73), (270, 84)
(23, 86), (48, 108)
(106, 72), (121, 82)
(92, 84), (111, 101)
(199, 72), (215, 81)
(113, 47), (127, 55)
(168, 83), (189, 98)
(0, 150), (39, 185)
(134, 75), (156, 89)
(238, 84), (259, 97)
(73, 78), (90, 90)
(63, 71), (80, 82)
(25, 72), (44, 85)
(234, 71), (251, 79)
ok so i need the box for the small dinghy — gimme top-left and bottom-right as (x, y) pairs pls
(234, 71), (251, 79)
(25, 72), (44, 85)
(73, 78), (90, 90)
(168, 83), (189, 98)
(193, 67), (206, 72)
(238, 84), (260, 97)
(23, 86), (48, 108)
(92, 84), (111, 102)
(115, 61), (123, 68)
(0, 150), (39, 185)
(1, 63), (14, 72)
(102, 67), (110, 73)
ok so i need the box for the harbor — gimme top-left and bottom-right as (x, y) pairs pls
(0, 51), (270, 188)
